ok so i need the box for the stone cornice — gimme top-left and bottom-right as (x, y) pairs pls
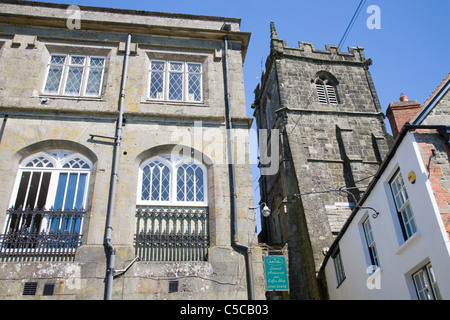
(0, 2), (251, 61)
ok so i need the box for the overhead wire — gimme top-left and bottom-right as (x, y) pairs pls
(338, 0), (366, 48)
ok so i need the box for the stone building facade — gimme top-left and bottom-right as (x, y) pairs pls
(253, 23), (393, 299)
(0, 1), (265, 300)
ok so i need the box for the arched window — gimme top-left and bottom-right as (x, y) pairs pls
(11, 150), (92, 211)
(1, 150), (92, 260)
(315, 71), (339, 104)
(138, 154), (207, 206)
(141, 160), (171, 202)
(135, 154), (209, 261)
(176, 163), (204, 202)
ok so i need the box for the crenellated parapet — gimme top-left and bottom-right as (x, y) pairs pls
(255, 22), (374, 105)
(269, 22), (369, 65)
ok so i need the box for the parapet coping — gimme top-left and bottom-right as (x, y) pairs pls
(271, 37), (366, 63)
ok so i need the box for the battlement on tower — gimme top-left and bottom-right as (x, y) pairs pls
(254, 22), (373, 101)
(269, 22), (368, 64)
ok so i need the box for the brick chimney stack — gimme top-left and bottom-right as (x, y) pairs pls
(386, 93), (421, 139)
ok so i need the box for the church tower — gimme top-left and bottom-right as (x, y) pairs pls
(253, 23), (393, 299)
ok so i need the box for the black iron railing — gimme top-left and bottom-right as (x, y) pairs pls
(135, 206), (209, 262)
(0, 207), (85, 262)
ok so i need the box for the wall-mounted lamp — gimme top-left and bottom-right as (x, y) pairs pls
(249, 202), (271, 217)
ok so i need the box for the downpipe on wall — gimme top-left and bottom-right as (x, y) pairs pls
(104, 33), (131, 300)
(223, 34), (255, 300)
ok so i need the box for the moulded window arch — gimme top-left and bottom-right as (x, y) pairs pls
(137, 154), (208, 206)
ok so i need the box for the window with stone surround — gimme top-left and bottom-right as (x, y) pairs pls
(315, 71), (339, 104)
(137, 154), (207, 206)
(43, 54), (106, 97)
(0, 150), (92, 261)
(135, 154), (209, 261)
(11, 150), (92, 211)
(149, 60), (202, 102)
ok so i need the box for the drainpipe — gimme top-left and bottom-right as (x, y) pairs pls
(104, 33), (131, 300)
(223, 34), (255, 300)
(0, 115), (8, 143)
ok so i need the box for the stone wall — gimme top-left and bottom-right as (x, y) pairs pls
(0, 2), (265, 300)
(253, 27), (392, 299)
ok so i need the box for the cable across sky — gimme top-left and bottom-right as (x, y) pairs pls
(338, 0), (366, 48)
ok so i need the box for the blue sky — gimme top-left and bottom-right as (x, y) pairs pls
(27, 0), (450, 231)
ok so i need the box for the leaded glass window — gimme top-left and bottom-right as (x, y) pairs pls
(149, 61), (165, 99)
(168, 62), (184, 101)
(44, 55), (66, 94)
(43, 54), (105, 97)
(176, 163), (204, 202)
(138, 155), (207, 205)
(141, 161), (170, 202)
(187, 63), (202, 102)
(149, 60), (202, 102)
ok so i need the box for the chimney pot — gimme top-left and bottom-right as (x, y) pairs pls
(400, 93), (408, 102)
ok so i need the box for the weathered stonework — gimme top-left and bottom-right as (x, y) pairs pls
(0, 1), (265, 300)
(253, 23), (393, 299)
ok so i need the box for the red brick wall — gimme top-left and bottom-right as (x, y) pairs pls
(415, 132), (450, 240)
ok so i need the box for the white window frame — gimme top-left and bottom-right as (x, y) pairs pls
(9, 150), (92, 211)
(412, 263), (441, 300)
(5, 150), (92, 235)
(137, 154), (208, 207)
(43, 54), (106, 97)
(148, 60), (203, 103)
(389, 169), (417, 241)
(362, 217), (380, 268)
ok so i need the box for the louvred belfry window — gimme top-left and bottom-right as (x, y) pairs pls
(316, 79), (338, 104)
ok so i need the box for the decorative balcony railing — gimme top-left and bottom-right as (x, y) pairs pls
(0, 207), (85, 262)
(135, 206), (209, 262)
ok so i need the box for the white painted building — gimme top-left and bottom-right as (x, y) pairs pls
(322, 74), (450, 300)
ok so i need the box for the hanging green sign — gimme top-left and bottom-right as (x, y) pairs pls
(264, 255), (289, 291)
